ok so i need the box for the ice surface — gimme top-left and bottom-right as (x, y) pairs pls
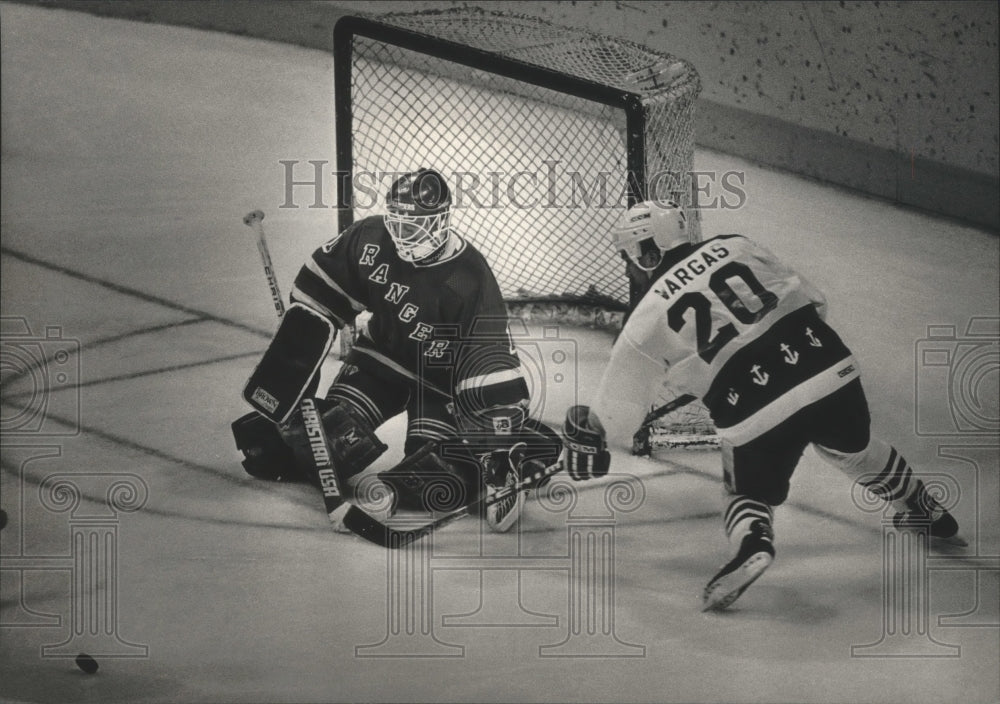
(1, 4), (997, 703)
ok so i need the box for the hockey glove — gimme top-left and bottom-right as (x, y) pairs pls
(562, 405), (611, 481)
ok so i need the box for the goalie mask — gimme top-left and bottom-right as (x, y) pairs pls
(384, 169), (453, 263)
(611, 200), (689, 272)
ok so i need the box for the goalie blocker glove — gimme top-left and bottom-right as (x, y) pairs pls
(562, 405), (611, 481)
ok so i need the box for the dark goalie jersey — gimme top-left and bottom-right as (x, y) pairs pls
(289, 215), (528, 432)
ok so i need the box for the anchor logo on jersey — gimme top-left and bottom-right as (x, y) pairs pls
(727, 389), (740, 406)
(750, 364), (770, 386)
(805, 327), (823, 347)
(780, 343), (799, 365)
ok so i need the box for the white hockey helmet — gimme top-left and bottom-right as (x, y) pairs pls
(384, 168), (453, 262)
(611, 200), (688, 272)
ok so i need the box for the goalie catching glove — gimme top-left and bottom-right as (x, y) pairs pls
(562, 405), (611, 481)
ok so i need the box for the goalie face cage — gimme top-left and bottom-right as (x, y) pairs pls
(334, 9), (715, 448)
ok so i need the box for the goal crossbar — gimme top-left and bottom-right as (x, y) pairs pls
(334, 13), (653, 239)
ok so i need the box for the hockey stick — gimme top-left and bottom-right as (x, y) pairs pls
(639, 393), (698, 431)
(242, 210), (348, 523)
(245, 209), (358, 359)
(298, 397), (350, 523)
(242, 210), (285, 318)
(343, 458), (566, 548)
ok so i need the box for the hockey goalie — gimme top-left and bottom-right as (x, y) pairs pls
(231, 169), (561, 539)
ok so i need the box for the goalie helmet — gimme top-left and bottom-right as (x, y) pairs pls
(611, 200), (688, 272)
(384, 169), (453, 263)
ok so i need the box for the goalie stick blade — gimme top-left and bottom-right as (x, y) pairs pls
(343, 460), (565, 548)
(342, 504), (470, 548)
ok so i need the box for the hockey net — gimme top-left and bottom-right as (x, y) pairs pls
(335, 9), (717, 449)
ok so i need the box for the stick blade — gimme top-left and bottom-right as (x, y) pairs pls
(342, 505), (440, 548)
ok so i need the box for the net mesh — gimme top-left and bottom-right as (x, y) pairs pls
(341, 8), (714, 444)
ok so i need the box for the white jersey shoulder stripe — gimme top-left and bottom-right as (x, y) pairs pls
(307, 256), (365, 312)
(455, 367), (524, 394)
(289, 286), (345, 327)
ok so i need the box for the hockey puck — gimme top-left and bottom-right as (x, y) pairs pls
(75, 653), (99, 674)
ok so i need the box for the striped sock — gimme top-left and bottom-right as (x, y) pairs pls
(858, 446), (922, 513)
(723, 495), (774, 549)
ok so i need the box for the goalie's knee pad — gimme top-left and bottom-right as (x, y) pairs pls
(378, 442), (479, 514)
(281, 399), (388, 490)
(231, 412), (301, 482)
(323, 400), (388, 484)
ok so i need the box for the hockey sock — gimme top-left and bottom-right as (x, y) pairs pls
(723, 495), (774, 551)
(856, 445), (920, 514)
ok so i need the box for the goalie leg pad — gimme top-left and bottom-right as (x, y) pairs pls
(378, 443), (478, 514)
(231, 411), (302, 482)
(243, 303), (337, 424)
(282, 399), (388, 496)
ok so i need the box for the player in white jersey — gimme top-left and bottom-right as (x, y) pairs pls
(559, 200), (964, 611)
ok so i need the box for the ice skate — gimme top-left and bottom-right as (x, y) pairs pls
(893, 492), (967, 547)
(483, 444), (527, 533)
(702, 520), (775, 611)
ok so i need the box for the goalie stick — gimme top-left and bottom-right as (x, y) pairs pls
(242, 210), (285, 318)
(343, 458), (565, 548)
(639, 393), (698, 431)
(243, 209), (356, 356)
(242, 210), (348, 523)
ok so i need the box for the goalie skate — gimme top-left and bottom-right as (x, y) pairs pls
(702, 520), (774, 611)
(483, 444), (527, 533)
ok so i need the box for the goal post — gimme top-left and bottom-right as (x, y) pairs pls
(333, 8), (716, 448)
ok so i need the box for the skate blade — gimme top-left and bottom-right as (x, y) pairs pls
(701, 551), (773, 612)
